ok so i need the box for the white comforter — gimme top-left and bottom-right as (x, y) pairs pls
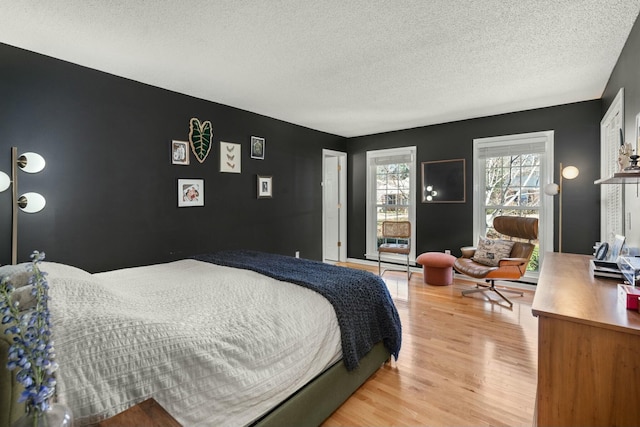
(44, 259), (342, 426)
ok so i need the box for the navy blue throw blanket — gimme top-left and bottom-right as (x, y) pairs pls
(192, 250), (401, 371)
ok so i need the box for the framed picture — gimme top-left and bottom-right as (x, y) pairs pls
(421, 159), (466, 203)
(257, 175), (272, 198)
(178, 179), (204, 207)
(251, 136), (265, 160)
(171, 140), (189, 165)
(220, 141), (241, 173)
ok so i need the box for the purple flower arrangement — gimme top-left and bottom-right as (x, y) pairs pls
(1, 251), (58, 412)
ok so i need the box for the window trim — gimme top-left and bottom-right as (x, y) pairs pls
(473, 131), (554, 278)
(365, 146), (417, 262)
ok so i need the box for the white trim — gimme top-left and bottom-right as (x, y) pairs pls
(322, 149), (347, 263)
(600, 88), (624, 244)
(473, 131), (554, 276)
(365, 146), (417, 262)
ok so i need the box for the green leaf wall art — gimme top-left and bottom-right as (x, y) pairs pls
(189, 118), (213, 163)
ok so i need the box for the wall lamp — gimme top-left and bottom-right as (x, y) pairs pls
(0, 147), (46, 264)
(424, 185), (438, 201)
(543, 162), (579, 253)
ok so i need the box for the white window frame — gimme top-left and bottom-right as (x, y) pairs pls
(473, 131), (554, 279)
(365, 146), (417, 262)
(600, 88), (624, 244)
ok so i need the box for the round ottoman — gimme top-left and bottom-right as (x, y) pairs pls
(416, 252), (457, 286)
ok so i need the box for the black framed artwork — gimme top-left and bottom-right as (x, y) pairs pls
(421, 159), (466, 203)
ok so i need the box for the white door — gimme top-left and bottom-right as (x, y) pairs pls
(323, 150), (347, 262)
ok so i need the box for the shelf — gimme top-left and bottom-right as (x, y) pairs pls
(594, 171), (640, 184)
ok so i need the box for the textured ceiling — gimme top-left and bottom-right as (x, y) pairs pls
(1, 1), (639, 137)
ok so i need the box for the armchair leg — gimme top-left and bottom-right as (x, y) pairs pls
(491, 287), (514, 308)
(462, 280), (523, 308)
(461, 284), (489, 295)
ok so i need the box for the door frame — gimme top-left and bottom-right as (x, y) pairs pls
(322, 149), (347, 263)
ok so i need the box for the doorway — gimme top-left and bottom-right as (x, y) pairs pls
(322, 149), (347, 262)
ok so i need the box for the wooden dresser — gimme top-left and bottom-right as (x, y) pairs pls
(532, 252), (640, 426)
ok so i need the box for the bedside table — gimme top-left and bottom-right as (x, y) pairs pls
(96, 398), (182, 427)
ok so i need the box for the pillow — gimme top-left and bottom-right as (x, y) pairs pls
(0, 263), (35, 312)
(472, 237), (515, 267)
(1, 262), (92, 312)
(0, 263), (31, 288)
(41, 261), (93, 280)
(12, 286), (37, 311)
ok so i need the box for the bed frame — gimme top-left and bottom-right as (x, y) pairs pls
(252, 341), (390, 426)
(1, 338), (389, 427)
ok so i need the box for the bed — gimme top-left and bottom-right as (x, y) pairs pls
(0, 250), (401, 426)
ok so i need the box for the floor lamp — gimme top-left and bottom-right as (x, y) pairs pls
(0, 147), (47, 264)
(543, 162), (579, 253)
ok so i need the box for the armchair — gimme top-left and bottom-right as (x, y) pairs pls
(453, 216), (538, 307)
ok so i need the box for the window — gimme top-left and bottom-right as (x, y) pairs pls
(366, 147), (417, 261)
(474, 131), (554, 278)
(600, 88), (624, 243)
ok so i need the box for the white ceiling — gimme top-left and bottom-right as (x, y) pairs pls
(1, 1), (639, 137)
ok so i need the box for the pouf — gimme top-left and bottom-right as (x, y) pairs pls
(416, 252), (457, 286)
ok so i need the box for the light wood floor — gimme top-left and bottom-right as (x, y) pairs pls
(323, 264), (538, 427)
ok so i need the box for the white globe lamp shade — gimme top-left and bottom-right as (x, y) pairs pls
(543, 183), (559, 196)
(18, 192), (46, 213)
(19, 152), (46, 174)
(562, 166), (579, 180)
(0, 172), (9, 192)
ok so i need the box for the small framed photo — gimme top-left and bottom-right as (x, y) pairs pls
(172, 140), (190, 165)
(220, 141), (241, 173)
(178, 179), (204, 207)
(251, 136), (265, 160)
(257, 175), (272, 198)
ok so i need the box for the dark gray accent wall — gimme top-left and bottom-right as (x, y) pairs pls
(6, 18), (636, 271)
(603, 14), (640, 163)
(0, 43), (346, 271)
(346, 101), (602, 259)
(599, 14), (640, 247)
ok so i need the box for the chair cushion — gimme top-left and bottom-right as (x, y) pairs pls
(454, 257), (497, 278)
(378, 243), (410, 255)
(472, 237), (515, 267)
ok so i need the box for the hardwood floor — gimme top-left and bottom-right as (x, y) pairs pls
(323, 264), (538, 427)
